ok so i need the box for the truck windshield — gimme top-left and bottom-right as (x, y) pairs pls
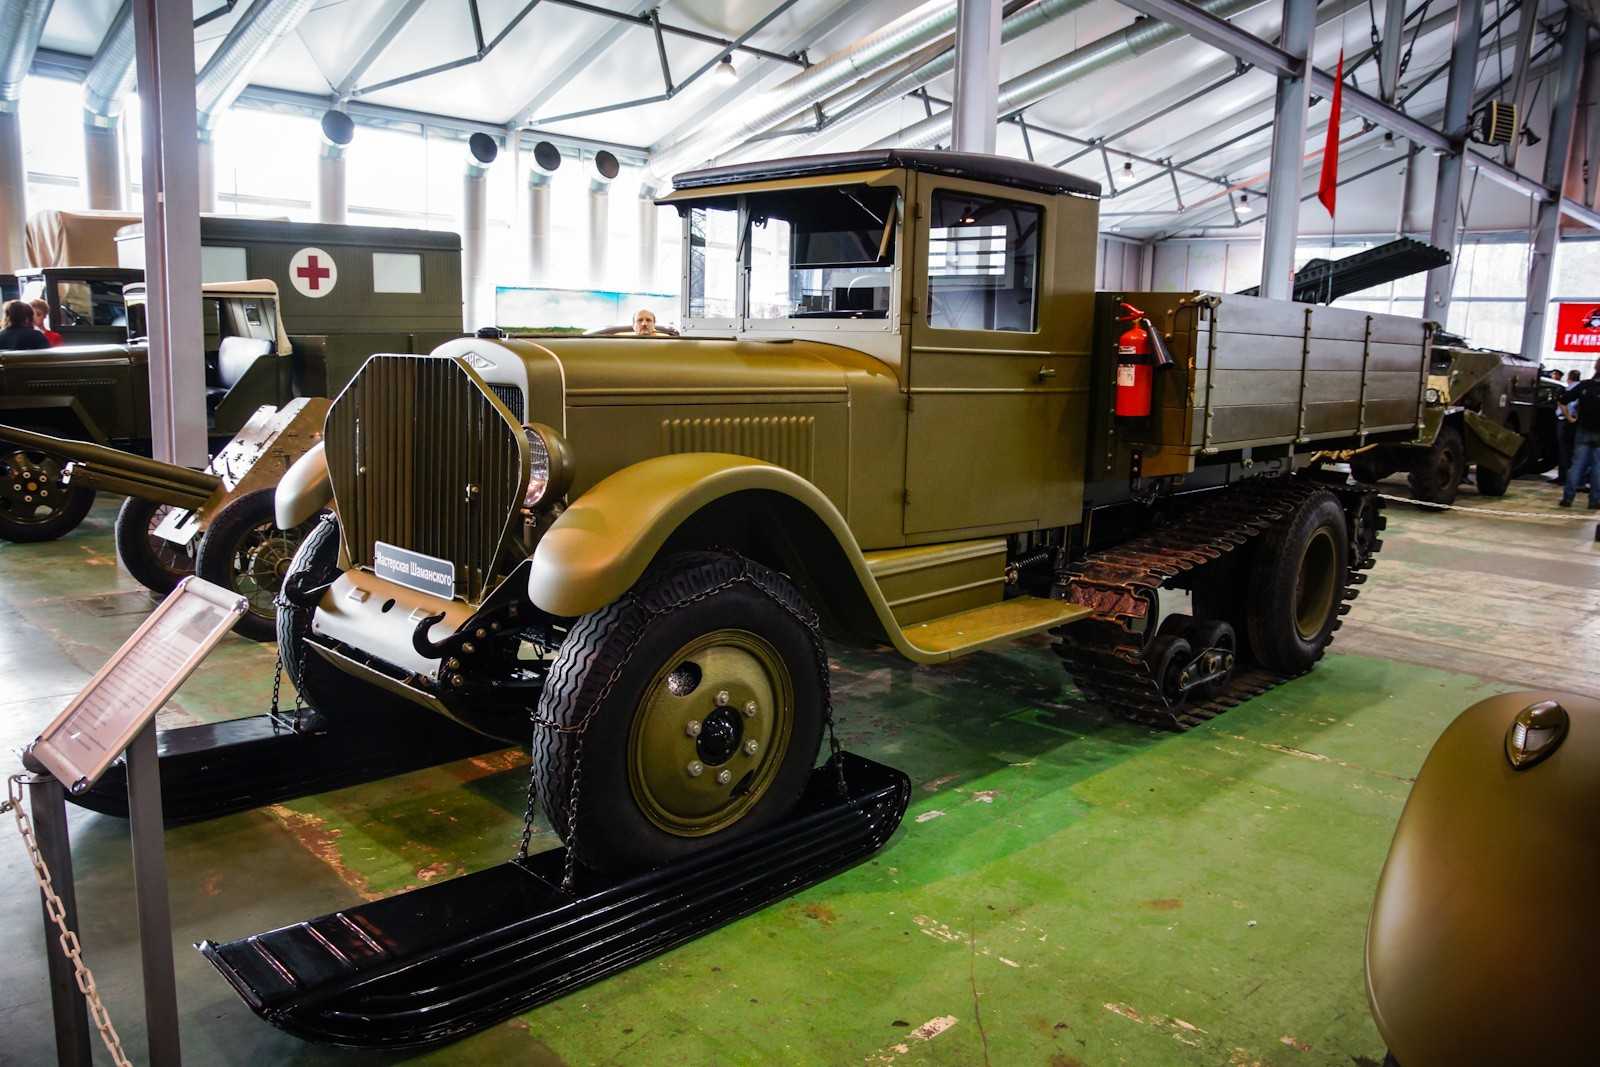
(747, 184), (898, 320)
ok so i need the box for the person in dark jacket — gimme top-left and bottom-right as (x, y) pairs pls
(0, 300), (50, 350)
(1559, 358), (1600, 509)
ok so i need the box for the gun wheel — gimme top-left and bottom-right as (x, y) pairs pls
(535, 551), (825, 873)
(196, 487), (312, 642)
(114, 496), (197, 594)
(0, 449), (95, 543)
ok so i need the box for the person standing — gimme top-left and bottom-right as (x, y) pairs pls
(28, 298), (62, 346)
(0, 300), (50, 350)
(1559, 358), (1600, 509)
(1555, 369), (1580, 484)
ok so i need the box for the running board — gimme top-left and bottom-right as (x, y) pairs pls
(198, 752), (910, 1049)
(66, 708), (504, 825)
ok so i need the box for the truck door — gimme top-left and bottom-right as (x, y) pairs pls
(902, 175), (1091, 537)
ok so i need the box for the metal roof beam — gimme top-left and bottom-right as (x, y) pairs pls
(1115, 0), (1298, 76)
(334, 0), (429, 100)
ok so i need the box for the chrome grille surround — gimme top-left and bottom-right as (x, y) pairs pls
(324, 355), (530, 603)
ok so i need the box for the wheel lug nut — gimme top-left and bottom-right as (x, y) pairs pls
(744, 739), (759, 755)
(715, 690), (730, 706)
(716, 769), (731, 785)
(742, 700), (758, 718)
(686, 760), (704, 777)
(685, 719), (702, 738)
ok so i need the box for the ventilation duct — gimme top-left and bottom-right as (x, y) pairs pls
(527, 140), (561, 286)
(317, 110), (354, 223)
(639, 0), (962, 193)
(1, 0), (54, 272)
(463, 134), (499, 330)
(81, 0), (135, 209)
(588, 151), (620, 287)
(871, 0), (1266, 150)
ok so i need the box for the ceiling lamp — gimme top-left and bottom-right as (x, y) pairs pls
(716, 55), (738, 84)
(1238, 193), (1253, 214)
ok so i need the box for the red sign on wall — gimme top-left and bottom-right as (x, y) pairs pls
(1555, 303), (1600, 352)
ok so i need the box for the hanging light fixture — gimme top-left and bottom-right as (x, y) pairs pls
(1238, 193), (1253, 214)
(1122, 160), (1134, 178)
(715, 54), (738, 84)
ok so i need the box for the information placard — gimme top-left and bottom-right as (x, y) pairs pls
(30, 577), (247, 793)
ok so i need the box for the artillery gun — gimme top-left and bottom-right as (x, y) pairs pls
(189, 149), (1433, 1047)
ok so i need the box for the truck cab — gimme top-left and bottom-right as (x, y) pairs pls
(14, 266), (141, 346)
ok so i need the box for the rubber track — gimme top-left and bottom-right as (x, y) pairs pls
(1053, 477), (1385, 731)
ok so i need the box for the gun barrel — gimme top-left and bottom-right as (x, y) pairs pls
(0, 424), (222, 493)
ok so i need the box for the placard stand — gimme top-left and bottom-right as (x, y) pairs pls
(21, 577), (247, 1067)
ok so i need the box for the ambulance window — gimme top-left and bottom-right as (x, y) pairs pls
(201, 245), (248, 284)
(926, 191), (1040, 332)
(373, 252), (423, 293)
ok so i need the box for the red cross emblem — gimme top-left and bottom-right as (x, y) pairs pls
(296, 255), (330, 290)
(288, 246), (337, 298)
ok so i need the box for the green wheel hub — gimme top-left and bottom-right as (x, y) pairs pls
(1294, 526), (1338, 642)
(628, 628), (795, 837)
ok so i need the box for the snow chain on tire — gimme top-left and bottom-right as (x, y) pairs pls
(515, 555), (844, 893)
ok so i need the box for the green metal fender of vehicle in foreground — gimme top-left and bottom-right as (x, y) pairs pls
(1367, 689), (1598, 1067)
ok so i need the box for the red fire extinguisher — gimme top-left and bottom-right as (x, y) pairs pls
(1113, 301), (1174, 418)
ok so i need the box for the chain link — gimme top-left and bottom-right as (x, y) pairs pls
(516, 558), (847, 891)
(5, 774), (133, 1067)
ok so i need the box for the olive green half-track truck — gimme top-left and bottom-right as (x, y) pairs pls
(273, 150), (1429, 872)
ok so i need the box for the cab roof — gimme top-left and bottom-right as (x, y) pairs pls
(672, 150), (1101, 200)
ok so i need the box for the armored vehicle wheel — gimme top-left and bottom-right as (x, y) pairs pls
(196, 488), (312, 643)
(534, 551), (827, 873)
(1474, 459), (1512, 497)
(1245, 490), (1349, 675)
(1407, 425), (1465, 506)
(0, 449), (95, 543)
(114, 497), (197, 594)
(1349, 453), (1396, 485)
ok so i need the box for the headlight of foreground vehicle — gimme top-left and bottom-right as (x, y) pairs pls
(522, 422), (575, 509)
(1424, 387), (1441, 404)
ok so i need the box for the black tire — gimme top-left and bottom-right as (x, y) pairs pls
(0, 449), (95, 543)
(114, 496), (197, 594)
(1349, 452), (1396, 485)
(276, 513), (339, 697)
(535, 551), (827, 873)
(1474, 459), (1512, 497)
(196, 488), (313, 642)
(1146, 635), (1193, 707)
(1245, 490), (1350, 675)
(1407, 426), (1466, 506)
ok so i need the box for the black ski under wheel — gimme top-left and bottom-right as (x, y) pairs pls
(534, 552), (828, 873)
(1245, 490), (1350, 675)
(1407, 425), (1466, 506)
(196, 487), (311, 642)
(0, 449), (94, 543)
(114, 496), (196, 594)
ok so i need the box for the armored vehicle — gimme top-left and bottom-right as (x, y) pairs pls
(266, 150), (1426, 880)
(1367, 690), (1597, 1066)
(1348, 334), (1555, 504)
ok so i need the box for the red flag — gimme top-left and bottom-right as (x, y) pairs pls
(1318, 50), (1344, 216)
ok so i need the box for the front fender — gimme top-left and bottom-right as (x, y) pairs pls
(275, 441), (331, 529)
(529, 453), (855, 618)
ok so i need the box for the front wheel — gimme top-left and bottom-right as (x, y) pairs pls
(195, 488), (313, 642)
(1246, 490), (1350, 675)
(534, 552), (827, 873)
(1407, 426), (1466, 506)
(0, 450), (95, 543)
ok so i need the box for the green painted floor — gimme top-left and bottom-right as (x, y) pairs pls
(2, 479), (1596, 1067)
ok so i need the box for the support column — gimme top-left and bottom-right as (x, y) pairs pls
(318, 147), (347, 224)
(1377, 0), (1406, 104)
(1519, 9), (1589, 364)
(0, 109), (24, 273)
(527, 140), (560, 287)
(1258, 0), (1316, 300)
(462, 133), (498, 331)
(637, 196), (659, 292)
(197, 136), (217, 214)
(1423, 0), (1484, 320)
(83, 119), (124, 209)
(132, 0), (207, 467)
(588, 150), (620, 289)
(951, 0), (1001, 154)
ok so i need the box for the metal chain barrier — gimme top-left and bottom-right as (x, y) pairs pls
(3, 773), (133, 1067)
(517, 558), (845, 892)
(1375, 491), (1600, 522)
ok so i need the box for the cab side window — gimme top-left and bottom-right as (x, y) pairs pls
(926, 191), (1041, 332)
(56, 280), (127, 328)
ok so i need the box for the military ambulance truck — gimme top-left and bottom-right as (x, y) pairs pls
(262, 150), (1425, 877)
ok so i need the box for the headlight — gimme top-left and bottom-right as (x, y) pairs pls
(1424, 387), (1441, 404)
(522, 422), (574, 509)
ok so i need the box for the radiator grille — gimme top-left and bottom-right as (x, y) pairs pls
(325, 355), (528, 603)
(661, 415), (815, 477)
(488, 383), (525, 422)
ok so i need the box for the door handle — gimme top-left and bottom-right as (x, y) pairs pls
(1036, 365), (1057, 381)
